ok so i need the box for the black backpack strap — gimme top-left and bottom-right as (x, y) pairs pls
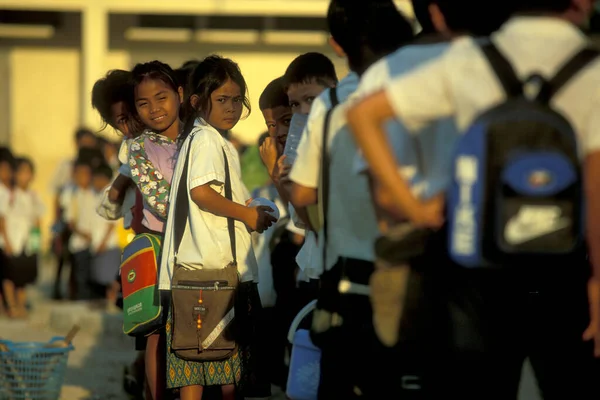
(320, 88), (339, 270)
(536, 47), (600, 104)
(480, 41), (523, 98)
(173, 134), (236, 265)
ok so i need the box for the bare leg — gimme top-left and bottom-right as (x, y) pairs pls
(2, 279), (17, 318)
(15, 287), (27, 318)
(221, 384), (236, 400)
(145, 333), (166, 400)
(180, 385), (203, 400)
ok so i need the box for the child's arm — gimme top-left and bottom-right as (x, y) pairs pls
(0, 216), (12, 256)
(191, 184), (276, 234)
(128, 137), (171, 219)
(347, 90), (443, 228)
(108, 174), (133, 204)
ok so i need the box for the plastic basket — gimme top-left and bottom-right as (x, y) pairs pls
(0, 337), (73, 400)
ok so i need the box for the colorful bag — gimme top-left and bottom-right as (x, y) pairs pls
(120, 233), (163, 336)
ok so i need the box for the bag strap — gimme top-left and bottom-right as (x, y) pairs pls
(319, 88), (340, 270)
(536, 47), (600, 104)
(173, 134), (237, 265)
(480, 41), (523, 98)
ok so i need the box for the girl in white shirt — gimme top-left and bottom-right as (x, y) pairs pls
(160, 55), (275, 400)
(0, 158), (44, 318)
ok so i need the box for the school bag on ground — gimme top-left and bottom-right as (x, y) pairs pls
(120, 233), (164, 336)
(447, 41), (599, 268)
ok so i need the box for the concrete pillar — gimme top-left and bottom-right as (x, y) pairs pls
(81, 3), (108, 130)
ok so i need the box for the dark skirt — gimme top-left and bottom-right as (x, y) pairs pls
(3, 253), (38, 288)
(165, 282), (270, 397)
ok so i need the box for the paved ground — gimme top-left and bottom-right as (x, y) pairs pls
(0, 260), (542, 400)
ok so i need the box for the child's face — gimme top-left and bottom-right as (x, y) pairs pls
(77, 134), (97, 150)
(207, 79), (244, 132)
(0, 162), (12, 187)
(287, 81), (327, 115)
(262, 106), (292, 154)
(73, 165), (92, 189)
(110, 101), (132, 137)
(92, 175), (111, 192)
(15, 163), (33, 189)
(134, 78), (182, 134)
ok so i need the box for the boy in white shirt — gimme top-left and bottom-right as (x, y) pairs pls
(63, 157), (97, 300)
(288, 1), (413, 397)
(90, 164), (121, 308)
(348, 0), (600, 397)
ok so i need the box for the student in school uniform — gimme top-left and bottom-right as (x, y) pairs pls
(344, 1), (515, 397)
(159, 55), (275, 400)
(348, 0), (600, 398)
(50, 129), (98, 300)
(0, 147), (15, 316)
(0, 158), (44, 318)
(128, 60), (184, 400)
(271, 53), (338, 305)
(90, 163), (121, 308)
(62, 156), (97, 301)
(288, 1), (414, 398)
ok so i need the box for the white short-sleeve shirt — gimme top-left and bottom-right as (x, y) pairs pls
(0, 188), (45, 255)
(159, 119), (257, 290)
(385, 17), (600, 157)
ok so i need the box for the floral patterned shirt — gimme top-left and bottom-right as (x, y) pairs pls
(128, 131), (178, 232)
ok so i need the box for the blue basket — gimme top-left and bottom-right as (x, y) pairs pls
(0, 337), (73, 400)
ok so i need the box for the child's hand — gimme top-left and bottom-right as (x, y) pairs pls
(276, 156), (292, 185)
(260, 137), (279, 177)
(245, 198), (253, 206)
(410, 197), (444, 228)
(243, 206), (277, 233)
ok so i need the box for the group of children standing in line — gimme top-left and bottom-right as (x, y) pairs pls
(0, 148), (42, 319)
(50, 130), (124, 306)
(9, 0), (600, 398)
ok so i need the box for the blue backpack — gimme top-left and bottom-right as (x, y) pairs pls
(447, 41), (599, 268)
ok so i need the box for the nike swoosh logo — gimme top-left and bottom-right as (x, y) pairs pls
(504, 218), (570, 246)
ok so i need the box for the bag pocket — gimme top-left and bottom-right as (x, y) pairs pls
(171, 266), (239, 362)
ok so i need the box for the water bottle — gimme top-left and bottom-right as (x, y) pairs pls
(283, 113), (309, 165)
(26, 227), (41, 256)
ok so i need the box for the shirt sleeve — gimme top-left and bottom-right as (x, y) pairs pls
(188, 129), (227, 191)
(289, 96), (328, 189)
(128, 136), (171, 219)
(385, 54), (454, 132)
(0, 190), (9, 217)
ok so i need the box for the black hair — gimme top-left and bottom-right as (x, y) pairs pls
(327, 0), (414, 75)
(282, 53), (338, 91)
(131, 61), (180, 98)
(75, 128), (96, 143)
(91, 69), (137, 131)
(259, 77), (289, 111)
(0, 147), (15, 171)
(180, 55), (251, 145)
(14, 157), (34, 175)
(514, 0), (571, 13)
(76, 148), (105, 170)
(258, 132), (270, 147)
(411, 0), (436, 34)
(435, 0), (513, 36)
(93, 163), (114, 181)
(175, 59), (201, 88)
